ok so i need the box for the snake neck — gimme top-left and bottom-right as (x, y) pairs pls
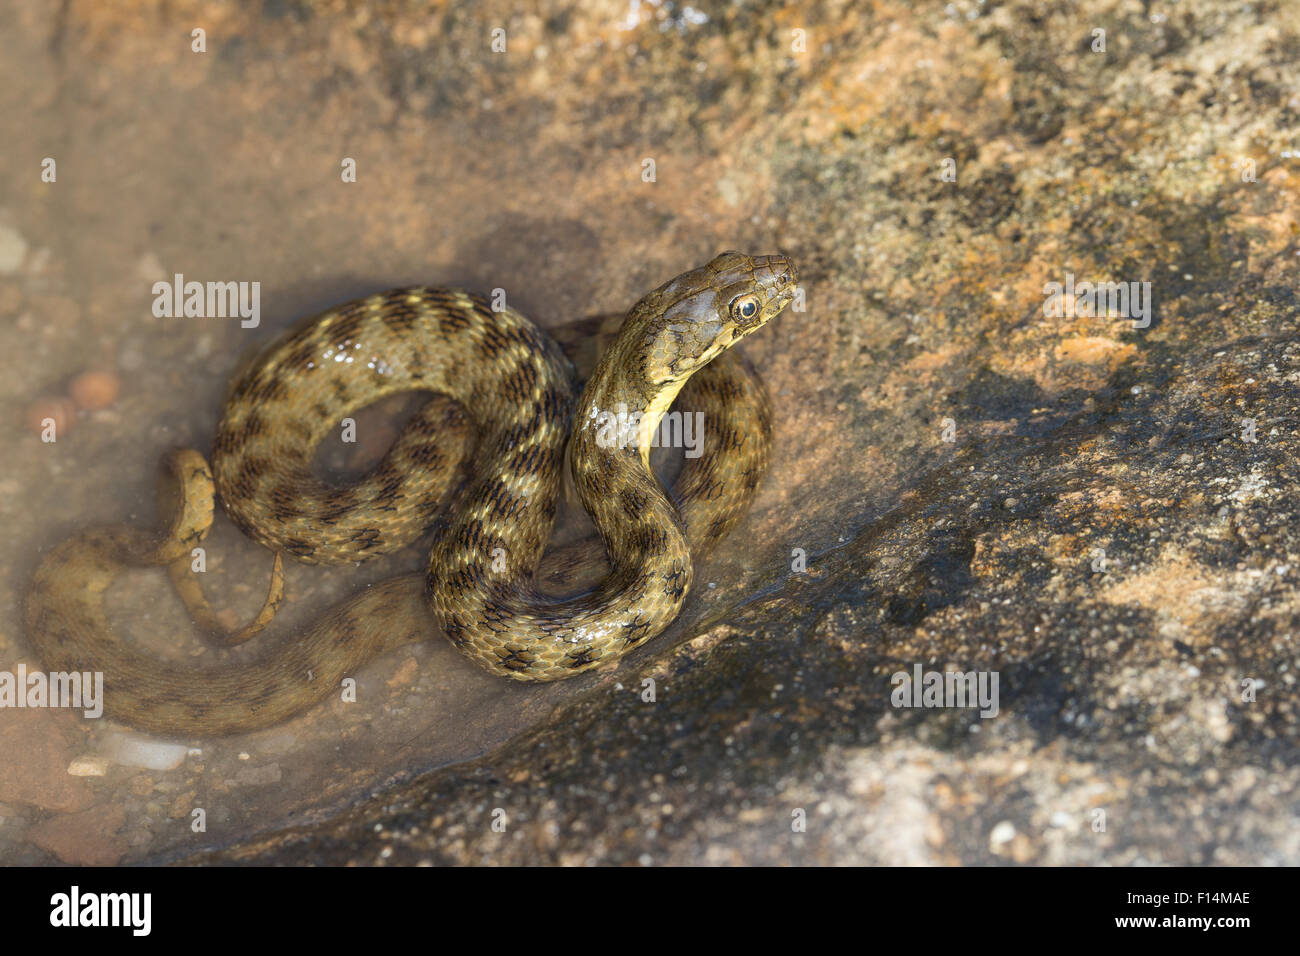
(574, 354), (687, 471)
(426, 328), (696, 680)
(570, 350), (689, 527)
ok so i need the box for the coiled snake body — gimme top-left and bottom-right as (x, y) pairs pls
(26, 252), (797, 735)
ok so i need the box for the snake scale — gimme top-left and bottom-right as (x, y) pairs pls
(25, 251), (798, 736)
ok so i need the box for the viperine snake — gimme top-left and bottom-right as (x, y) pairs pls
(25, 251), (797, 735)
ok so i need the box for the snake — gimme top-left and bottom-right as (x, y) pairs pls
(25, 251), (798, 736)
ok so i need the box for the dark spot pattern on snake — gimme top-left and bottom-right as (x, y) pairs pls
(23, 254), (797, 735)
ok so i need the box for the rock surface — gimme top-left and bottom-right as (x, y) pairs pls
(2, 0), (1298, 864)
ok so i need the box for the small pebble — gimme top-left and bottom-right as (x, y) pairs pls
(135, 251), (166, 282)
(0, 224), (28, 274)
(67, 755), (111, 777)
(989, 820), (1017, 846)
(24, 395), (76, 438)
(118, 343), (146, 372)
(68, 370), (121, 410)
(100, 731), (189, 770)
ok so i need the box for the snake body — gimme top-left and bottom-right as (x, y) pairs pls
(25, 251), (797, 736)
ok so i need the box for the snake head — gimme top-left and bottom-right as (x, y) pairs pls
(636, 250), (799, 385)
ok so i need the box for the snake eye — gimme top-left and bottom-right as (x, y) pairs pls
(731, 295), (761, 324)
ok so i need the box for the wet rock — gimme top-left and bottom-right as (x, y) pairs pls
(22, 395), (76, 439)
(27, 804), (127, 865)
(67, 755), (111, 777)
(68, 370), (121, 410)
(5, 0), (1298, 865)
(0, 709), (94, 813)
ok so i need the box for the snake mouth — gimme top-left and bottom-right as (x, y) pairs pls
(754, 254), (798, 316)
(767, 281), (798, 322)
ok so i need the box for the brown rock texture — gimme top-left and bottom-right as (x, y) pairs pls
(1, 0), (1298, 864)
(0, 707), (95, 814)
(27, 803), (127, 866)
